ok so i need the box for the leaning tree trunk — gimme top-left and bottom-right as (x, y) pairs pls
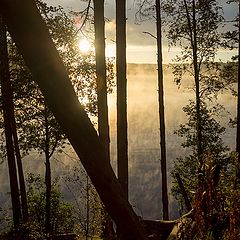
(0, 15), (22, 229)
(116, 0), (128, 199)
(0, 1), (147, 239)
(156, 0), (169, 220)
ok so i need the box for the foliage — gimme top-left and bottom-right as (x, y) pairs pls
(175, 155), (240, 240)
(171, 101), (231, 206)
(25, 173), (75, 239)
(4, 0), (114, 156)
(63, 165), (104, 239)
(64, 167), (104, 237)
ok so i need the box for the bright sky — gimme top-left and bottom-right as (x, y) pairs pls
(47, 0), (238, 63)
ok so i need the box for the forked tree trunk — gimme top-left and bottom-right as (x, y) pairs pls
(116, 0), (128, 199)
(0, 16), (28, 223)
(12, 109), (29, 222)
(0, 1), (147, 239)
(156, 0), (169, 220)
(0, 15), (22, 228)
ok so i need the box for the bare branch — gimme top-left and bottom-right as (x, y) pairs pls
(142, 31), (157, 39)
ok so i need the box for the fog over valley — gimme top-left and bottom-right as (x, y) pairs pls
(0, 63), (237, 222)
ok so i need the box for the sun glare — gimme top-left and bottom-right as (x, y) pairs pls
(106, 44), (115, 58)
(79, 39), (91, 53)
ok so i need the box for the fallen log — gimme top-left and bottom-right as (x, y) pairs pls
(142, 210), (194, 240)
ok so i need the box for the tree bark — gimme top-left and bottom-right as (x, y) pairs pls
(0, 1), (147, 239)
(12, 111), (29, 222)
(183, 0), (203, 164)
(116, 0), (128, 199)
(0, 15), (22, 229)
(155, 0), (169, 220)
(93, 2), (115, 239)
(175, 173), (192, 212)
(93, 0), (110, 162)
(236, 0), (240, 187)
(0, 15), (28, 223)
(44, 108), (52, 234)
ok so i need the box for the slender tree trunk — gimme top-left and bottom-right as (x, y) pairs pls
(0, 15), (22, 229)
(93, 1), (114, 239)
(44, 108), (52, 234)
(12, 112), (29, 222)
(0, 1), (147, 238)
(183, 0), (202, 164)
(93, 0), (110, 162)
(155, 0), (169, 220)
(86, 176), (90, 240)
(175, 173), (192, 212)
(192, 0), (202, 163)
(0, 15), (28, 223)
(236, 0), (240, 186)
(116, 0), (128, 199)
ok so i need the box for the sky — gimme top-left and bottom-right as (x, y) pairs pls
(46, 0), (238, 63)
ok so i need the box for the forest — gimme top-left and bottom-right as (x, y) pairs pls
(0, 0), (239, 239)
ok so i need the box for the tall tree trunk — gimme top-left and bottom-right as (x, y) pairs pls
(183, 0), (202, 164)
(192, 0), (202, 163)
(236, 0), (240, 187)
(155, 0), (169, 220)
(93, 1), (114, 239)
(0, 15), (28, 223)
(0, 15), (22, 229)
(93, 0), (110, 162)
(116, 0), (128, 199)
(0, 1), (147, 239)
(44, 108), (52, 234)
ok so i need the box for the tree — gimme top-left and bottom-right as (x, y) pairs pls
(64, 165), (104, 239)
(0, 0), (147, 239)
(92, 1), (115, 239)
(0, 15), (22, 229)
(171, 101), (230, 205)
(5, 1), (114, 234)
(93, 0), (110, 161)
(116, 0), (128, 199)
(156, 0), (169, 220)
(135, 0), (169, 220)
(220, 0), (239, 186)
(236, 0), (240, 186)
(162, 0), (229, 202)
(25, 173), (74, 238)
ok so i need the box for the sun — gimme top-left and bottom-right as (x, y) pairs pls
(106, 44), (115, 58)
(78, 39), (91, 53)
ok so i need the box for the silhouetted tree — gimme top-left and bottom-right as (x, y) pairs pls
(116, 0), (128, 199)
(235, 0), (240, 185)
(135, 0), (169, 220)
(0, 15), (22, 229)
(93, 1), (115, 239)
(156, 0), (169, 220)
(93, 0), (110, 163)
(0, 1), (147, 239)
